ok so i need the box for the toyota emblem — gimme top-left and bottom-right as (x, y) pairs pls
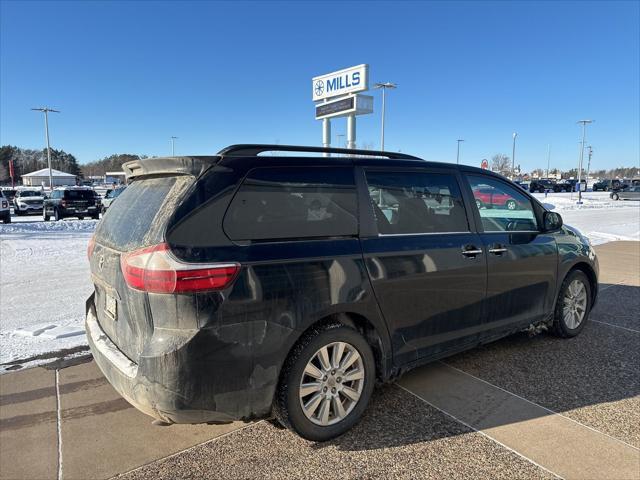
(98, 255), (105, 271)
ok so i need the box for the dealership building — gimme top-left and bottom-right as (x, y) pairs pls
(21, 168), (77, 187)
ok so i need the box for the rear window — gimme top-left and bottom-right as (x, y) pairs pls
(223, 167), (358, 241)
(95, 176), (193, 251)
(64, 190), (94, 200)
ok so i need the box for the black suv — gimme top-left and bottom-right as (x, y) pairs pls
(86, 145), (598, 441)
(43, 187), (101, 221)
(529, 179), (556, 193)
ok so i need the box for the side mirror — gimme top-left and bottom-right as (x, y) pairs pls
(543, 211), (563, 232)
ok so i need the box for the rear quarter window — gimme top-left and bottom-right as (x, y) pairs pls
(95, 176), (193, 251)
(223, 167), (358, 241)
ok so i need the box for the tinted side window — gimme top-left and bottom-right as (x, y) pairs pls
(224, 167), (358, 241)
(466, 175), (538, 232)
(365, 171), (469, 235)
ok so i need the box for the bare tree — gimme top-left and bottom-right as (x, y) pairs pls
(491, 154), (511, 176)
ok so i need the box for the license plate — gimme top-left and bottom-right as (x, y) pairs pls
(105, 293), (117, 320)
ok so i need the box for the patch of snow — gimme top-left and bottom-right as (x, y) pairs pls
(40, 325), (85, 339)
(14, 323), (58, 337)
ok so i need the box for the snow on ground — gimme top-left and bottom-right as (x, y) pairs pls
(0, 191), (638, 372)
(532, 191), (640, 245)
(1, 216), (97, 371)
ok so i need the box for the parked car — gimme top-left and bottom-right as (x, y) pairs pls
(43, 187), (101, 221)
(610, 186), (640, 201)
(593, 179), (624, 191)
(472, 185), (522, 210)
(13, 189), (45, 215)
(86, 144), (599, 442)
(101, 186), (126, 213)
(1, 188), (17, 204)
(0, 190), (11, 223)
(529, 179), (556, 193)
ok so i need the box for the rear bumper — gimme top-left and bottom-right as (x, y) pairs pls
(85, 294), (244, 424)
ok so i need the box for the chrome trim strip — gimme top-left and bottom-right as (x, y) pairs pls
(86, 308), (138, 379)
(378, 231), (471, 237)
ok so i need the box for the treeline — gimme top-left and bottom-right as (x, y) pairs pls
(0, 145), (82, 182)
(81, 153), (148, 177)
(0, 146), (149, 183)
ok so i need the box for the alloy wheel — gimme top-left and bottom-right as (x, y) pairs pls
(299, 342), (365, 426)
(562, 279), (588, 329)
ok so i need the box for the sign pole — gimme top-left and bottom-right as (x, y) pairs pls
(322, 118), (331, 157)
(347, 114), (356, 150)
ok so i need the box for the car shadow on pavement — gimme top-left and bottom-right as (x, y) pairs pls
(313, 283), (640, 451)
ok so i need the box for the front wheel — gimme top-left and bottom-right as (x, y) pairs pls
(612, 193), (619, 201)
(273, 324), (375, 442)
(506, 199), (517, 210)
(551, 270), (591, 338)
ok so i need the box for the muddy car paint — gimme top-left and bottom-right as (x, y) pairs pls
(86, 147), (599, 426)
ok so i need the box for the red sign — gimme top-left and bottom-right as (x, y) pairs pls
(481, 159), (489, 170)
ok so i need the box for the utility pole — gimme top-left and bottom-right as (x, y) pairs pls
(576, 120), (593, 204)
(374, 82), (397, 150)
(546, 144), (551, 179)
(586, 146), (593, 191)
(170, 136), (178, 156)
(456, 139), (464, 164)
(511, 132), (518, 179)
(31, 107), (60, 190)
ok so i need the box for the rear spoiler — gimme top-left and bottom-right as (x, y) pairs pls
(122, 156), (219, 181)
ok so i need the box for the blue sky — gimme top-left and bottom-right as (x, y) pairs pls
(1, 0), (638, 172)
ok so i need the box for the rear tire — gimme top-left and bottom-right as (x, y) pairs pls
(2, 215), (10, 224)
(54, 208), (61, 221)
(273, 323), (375, 442)
(92, 213), (100, 220)
(43, 210), (50, 221)
(506, 199), (517, 210)
(612, 193), (619, 201)
(551, 270), (591, 338)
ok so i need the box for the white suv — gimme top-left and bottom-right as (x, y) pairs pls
(14, 189), (45, 216)
(0, 190), (11, 223)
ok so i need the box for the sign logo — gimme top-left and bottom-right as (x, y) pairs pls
(312, 64), (369, 101)
(481, 159), (489, 170)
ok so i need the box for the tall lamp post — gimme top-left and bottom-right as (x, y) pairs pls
(31, 107), (60, 190)
(373, 82), (397, 151)
(511, 132), (518, 179)
(576, 120), (593, 204)
(456, 139), (464, 164)
(170, 136), (178, 156)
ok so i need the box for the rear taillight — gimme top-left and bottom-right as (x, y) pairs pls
(1, 201), (7, 208)
(87, 236), (96, 259)
(120, 243), (240, 294)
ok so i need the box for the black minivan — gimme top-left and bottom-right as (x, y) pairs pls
(86, 145), (598, 441)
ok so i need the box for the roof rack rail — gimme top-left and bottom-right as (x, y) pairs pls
(216, 144), (421, 160)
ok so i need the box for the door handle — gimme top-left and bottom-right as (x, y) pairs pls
(462, 246), (483, 257)
(489, 245), (508, 255)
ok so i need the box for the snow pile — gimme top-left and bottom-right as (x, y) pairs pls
(0, 219), (98, 234)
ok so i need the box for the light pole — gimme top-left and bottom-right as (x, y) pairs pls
(576, 120), (593, 204)
(586, 146), (593, 191)
(31, 107), (60, 190)
(546, 144), (551, 179)
(373, 82), (397, 151)
(511, 132), (518, 179)
(170, 136), (178, 156)
(456, 139), (464, 164)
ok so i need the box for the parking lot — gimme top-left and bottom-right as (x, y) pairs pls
(1, 240), (638, 480)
